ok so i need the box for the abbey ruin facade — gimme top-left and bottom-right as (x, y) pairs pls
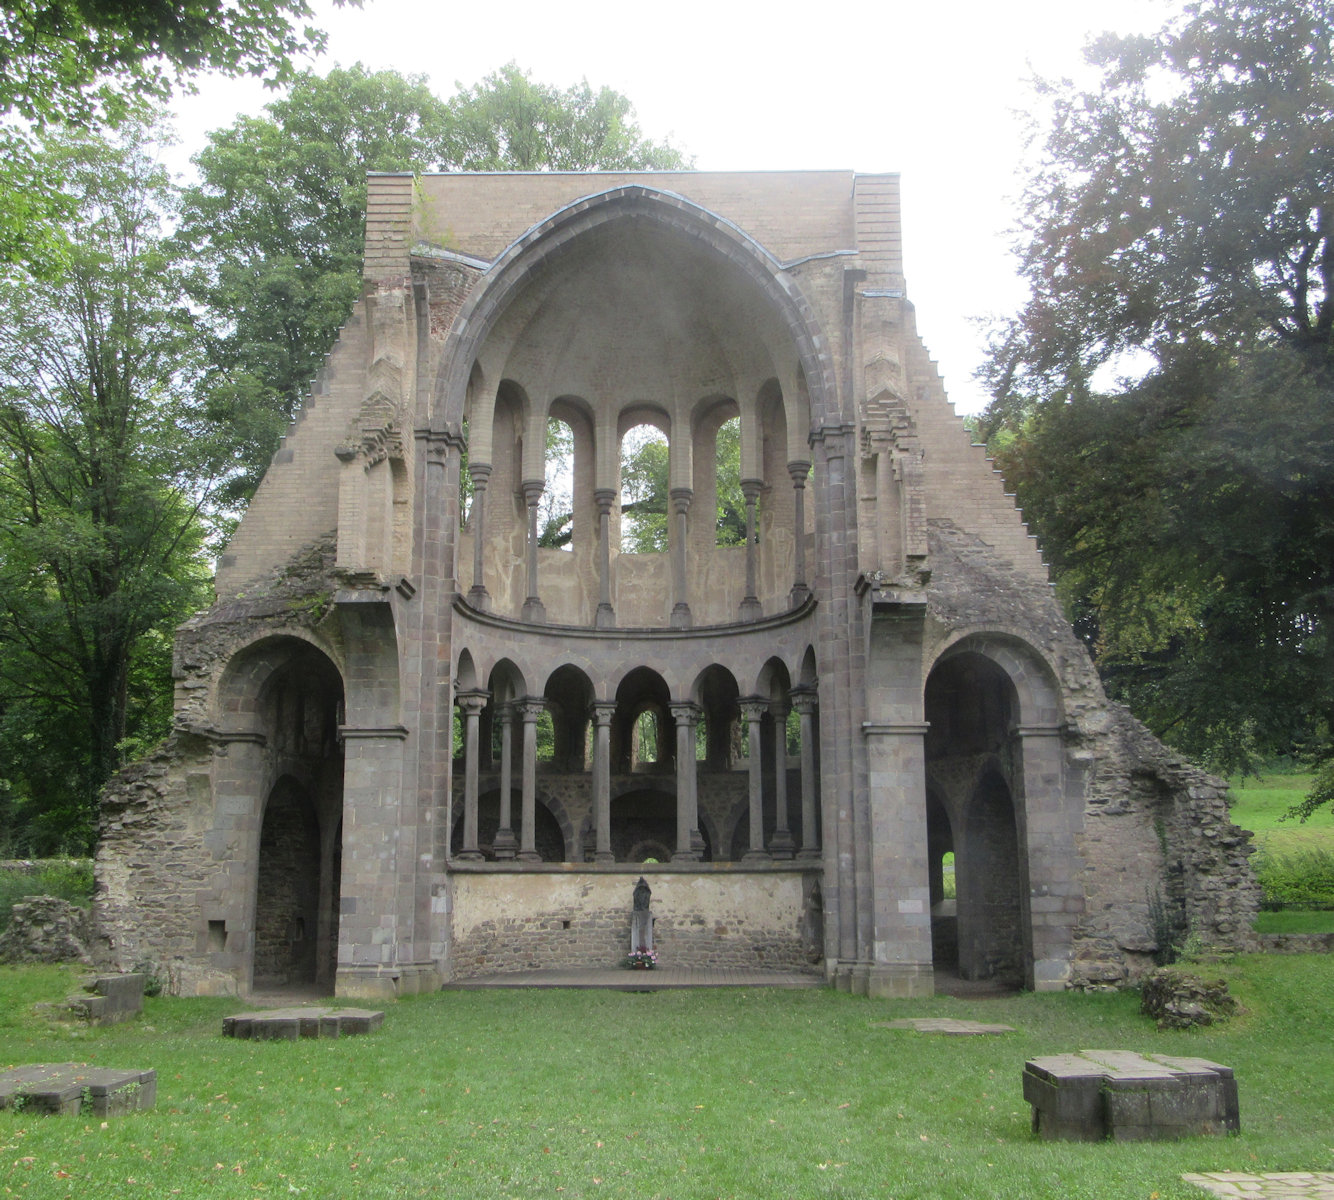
(95, 172), (1257, 999)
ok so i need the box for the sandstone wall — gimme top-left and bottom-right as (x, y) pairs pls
(448, 869), (820, 977)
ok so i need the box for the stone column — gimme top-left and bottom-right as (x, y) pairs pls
(517, 698), (544, 861)
(670, 701), (701, 861)
(875, 445), (895, 571)
(1016, 724), (1081, 991)
(669, 487), (693, 629)
(492, 703), (517, 859)
(594, 487), (616, 629)
(467, 463), (490, 609)
(769, 699), (796, 859)
(739, 696), (769, 861)
(521, 480), (546, 623)
(788, 460), (811, 605)
(790, 686), (820, 859)
(591, 701), (616, 861)
(862, 720), (934, 998)
(455, 690), (489, 861)
(739, 478), (764, 621)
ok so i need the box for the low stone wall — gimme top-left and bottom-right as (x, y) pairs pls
(448, 867), (820, 979)
(1258, 931), (1334, 954)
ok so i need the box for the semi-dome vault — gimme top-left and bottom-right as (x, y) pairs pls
(96, 172), (1257, 1000)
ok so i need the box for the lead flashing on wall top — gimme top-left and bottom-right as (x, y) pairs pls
(410, 243), (492, 271)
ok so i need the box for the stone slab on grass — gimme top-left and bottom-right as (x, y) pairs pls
(1024, 1050), (1238, 1142)
(1183, 1172), (1334, 1198)
(876, 1017), (1015, 1035)
(0, 1064), (156, 1116)
(222, 1006), (384, 1040)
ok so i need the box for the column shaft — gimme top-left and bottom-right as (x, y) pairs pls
(669, 488), (693, 628)
(739, 478), (763, 620)
(467, 464), (490, 608)
(670, 702), (700, 861)
(518, 700), (542, 861)
(592, 701), (615, 861)
(740, 697), (769, 860)
(456, 691), (488, 861)
(788, 460), (810, 604)
(521, 481), (546, 623)
(791, 687), (820, 859)
(595, 488), (615, 628)
(769, 701), (795, 858)
(494, 705), (516, 858)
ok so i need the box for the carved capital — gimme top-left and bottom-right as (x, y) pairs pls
(455, 689), (489, 717)
(788, 686), (819, 717)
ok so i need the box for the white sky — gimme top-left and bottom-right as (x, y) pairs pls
(170, 0), (1176, 413)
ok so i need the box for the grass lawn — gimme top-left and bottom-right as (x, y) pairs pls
(1228, 771), (1333, 857)
(3, 956), (1333, 1199)
(1253, 910), (1334, 934)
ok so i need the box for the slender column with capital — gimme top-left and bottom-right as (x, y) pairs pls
(739, 478), (763, 621)
(669, 487), (693, 629)
(768, 700), (795, 858)
(788, 460), (811, 605)
(790, 686), (820, 859)
(521, 480), (546, 623)
(875, 446), (894, 571)
(456, 690), (489, 860)
(591, 701), (616, 861)
(492, 704), (517, 859)
(517, 699), (543, 861)
(670, 701), (701, 860)
(467, 463), (491, 609)
(594, 487), (616, 628)
(739, 696), (769, 860)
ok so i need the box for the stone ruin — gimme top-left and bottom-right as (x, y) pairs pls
(92, 171), (1258, 1000)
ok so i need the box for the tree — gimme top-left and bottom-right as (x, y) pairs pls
(442, 63), (688, 173)
(0, 0), (338, 268)
(0, 125), (217, 852)
(983, 0), (1334, 799)
(614, 419), (745, 555)
(178, 63), (690, 501)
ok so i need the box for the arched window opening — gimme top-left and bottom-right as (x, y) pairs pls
(631, 708), (660, 767)
(539, 416), (574, 549)
(536, 708), (556, 762)
(620, 423), (669, 553)
(715, 415), (745, 546)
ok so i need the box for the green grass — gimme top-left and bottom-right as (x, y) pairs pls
(0, 859), (94, 930)
(1253, 910), (1334, 934)
(1228, 771), (1333, 857)
(3, 956), (1333, 1198)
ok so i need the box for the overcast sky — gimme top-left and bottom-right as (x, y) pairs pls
(171, 0), (1177, 413)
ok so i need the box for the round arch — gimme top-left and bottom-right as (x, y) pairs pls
(431, 186), (840, 435)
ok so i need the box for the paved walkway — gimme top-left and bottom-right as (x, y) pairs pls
(1184, 1174), (1334, 1199)
(444, 966), (825, 990)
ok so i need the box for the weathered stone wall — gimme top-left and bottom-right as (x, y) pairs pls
(448, 870), (818, 977)
(922, 520), (1259, 987)
(96, 536), (349, 996)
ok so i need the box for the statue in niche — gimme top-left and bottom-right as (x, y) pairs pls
(629, 877), (655, 968)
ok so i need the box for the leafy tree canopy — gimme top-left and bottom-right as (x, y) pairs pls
(177, 62), (690, 501)
(0, 123), (218, 852)
(982, 0), (1334, 806)
(0, 0), (341, 270)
